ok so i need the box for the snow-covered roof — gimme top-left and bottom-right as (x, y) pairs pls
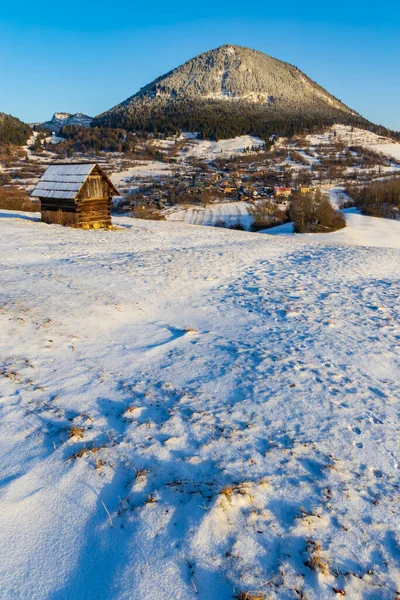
(31, 163), (119, 200)
(31, 163), (96, 200)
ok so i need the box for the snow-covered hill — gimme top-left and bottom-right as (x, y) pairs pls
(309, 124), (400, 162)
(93, 44), (373, 138)
(1, 212), (399, 600)
(176, 134), (265, 159)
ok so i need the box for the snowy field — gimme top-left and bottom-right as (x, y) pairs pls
(264, 209), (400, 249)
(370, 144), (400, 162)
(166, 201), (252, 229)
(110, 162), (175, 186)
(180, 135), (264, 159)
(1, 211), (400, 600)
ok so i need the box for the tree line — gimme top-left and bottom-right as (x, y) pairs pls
(346, 178), (400, 219)
(92, 97), (399, 142)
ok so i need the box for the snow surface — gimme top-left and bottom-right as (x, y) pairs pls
(1, 211), (400, 600)
(264, 209), (400, 249)
(308, 125), (400, 163)
(166, 202), (252, 229)
(180, 135), (264, 159)
(110, 162), (175, 186)
(370, 144), (400, 162)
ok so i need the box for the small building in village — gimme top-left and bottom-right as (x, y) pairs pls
(274, 187), (292, 198)
(31, 163), (120, 228)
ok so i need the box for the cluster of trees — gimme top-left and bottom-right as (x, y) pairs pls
(29, 132), (48, 153)
(243, 140), (275, 153)
(348, 146), (395, 167)
(54, 126), (136, 155)
(0, 113), (32, 146)
(289, 189), (346, 233)
(52, 126), (168, 161)
(345, 178), (400, 219)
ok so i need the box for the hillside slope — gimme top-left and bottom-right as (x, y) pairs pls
(94, 45), (379, 139)
(0, 112), (32, 145)
(1, 212), (399, 600)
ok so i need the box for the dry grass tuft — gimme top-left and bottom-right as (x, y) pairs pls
(69, 445), (103, 460)
(306, 540), (330, 576)
(220, 483), (250, 503)
(236, 593), (265, 600)
(135, 468), (150, 480)
(69, 447), (89, 460)
(68, 425), (85, 440)
(145, 494), (157, 505)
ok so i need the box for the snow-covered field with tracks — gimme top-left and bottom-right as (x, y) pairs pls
(0, 210), (399, 600)
(166, 201), (252, 229)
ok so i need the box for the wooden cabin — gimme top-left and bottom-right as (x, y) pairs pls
(31, 163), (120, 228)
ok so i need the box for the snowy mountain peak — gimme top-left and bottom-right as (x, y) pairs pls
(39, 112), (93, 133)
(53, 112), (72, 120)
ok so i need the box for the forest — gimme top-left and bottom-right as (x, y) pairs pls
(92, 97), (398, 142)
(0, 113), (32, 146)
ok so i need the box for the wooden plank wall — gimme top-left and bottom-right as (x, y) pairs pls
(77, 198), (112, 227)
(41, 207), (77, 226)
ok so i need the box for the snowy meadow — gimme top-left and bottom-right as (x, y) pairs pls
(0, 210), (399, 600)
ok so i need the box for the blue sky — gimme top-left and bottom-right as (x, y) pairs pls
(1, 0), (399, 129)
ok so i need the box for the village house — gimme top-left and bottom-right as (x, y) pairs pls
(31, 163), (119, 228)
(274, 187), (292, 198)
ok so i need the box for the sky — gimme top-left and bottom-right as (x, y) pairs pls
(1, 0), (399, 130)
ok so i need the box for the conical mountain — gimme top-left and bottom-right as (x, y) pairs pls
(93, 45), (374, 139)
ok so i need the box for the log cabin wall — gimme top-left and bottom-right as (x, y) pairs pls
(76, 198), (112, 227)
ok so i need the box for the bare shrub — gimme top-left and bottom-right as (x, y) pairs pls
(248, 199), (287, 231)
(131, 205), (165, 220)
(0, 187), (39, 212)
(52, 208), (67, 226)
